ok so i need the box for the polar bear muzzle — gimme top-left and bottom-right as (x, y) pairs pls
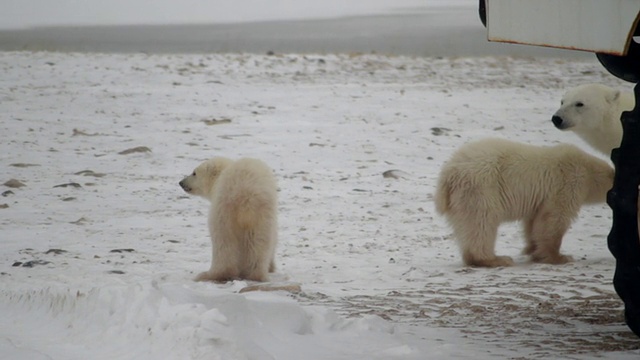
(551, 115), (571, 130)
(179, 179), (192, 193)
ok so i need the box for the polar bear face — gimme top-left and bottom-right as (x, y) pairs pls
(179, 157), (232, 199)
(551, 83), (620, 131)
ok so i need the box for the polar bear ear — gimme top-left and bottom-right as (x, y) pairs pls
(606, 89), (621, 104)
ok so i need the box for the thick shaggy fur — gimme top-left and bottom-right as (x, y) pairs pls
(179, 157), (278, 282)
(552, 83), (635, 155)
(435, 138), (614, 267)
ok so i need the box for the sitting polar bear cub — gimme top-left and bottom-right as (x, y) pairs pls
(179, 157), (278, 282)
(435, 138), (614, 268)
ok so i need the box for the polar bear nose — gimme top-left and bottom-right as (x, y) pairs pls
(551, 115), (564, 129)
(179, 180), (189, 191)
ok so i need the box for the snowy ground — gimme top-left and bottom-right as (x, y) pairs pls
(1, 51), (639, 359)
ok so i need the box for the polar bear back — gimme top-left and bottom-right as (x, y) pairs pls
(435, 138), (613, 221)
(210, 158), (278, 230)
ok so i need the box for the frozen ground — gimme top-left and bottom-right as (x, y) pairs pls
(1, 51), (639, 359)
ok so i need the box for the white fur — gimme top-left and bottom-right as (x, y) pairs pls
(180, 157), (278, 282)
(435, 138), (614, 267)
(552, 83), (635, 155)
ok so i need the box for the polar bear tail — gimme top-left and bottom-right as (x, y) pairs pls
(434, 171), (451, 215)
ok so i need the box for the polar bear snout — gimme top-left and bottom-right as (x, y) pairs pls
(179, 179), (191, 193)
(551, 115), (570, 129)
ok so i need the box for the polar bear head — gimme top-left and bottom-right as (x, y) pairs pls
(551, 83), (621, 132)
(179, 157), (233, 199)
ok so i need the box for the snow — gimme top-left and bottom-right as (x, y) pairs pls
(1, 51), (640, 359)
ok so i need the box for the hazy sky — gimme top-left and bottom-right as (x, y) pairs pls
(0, 0), (473, 29)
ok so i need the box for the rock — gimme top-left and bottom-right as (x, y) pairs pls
(21, 260), (51, 268)
(53, 182), (82, 189)
(72, 129), (99, 136)
(74, 170), (106, 177)
(45, 249), (67, 255)
(202, 118), (232, 126)
(4, 179), (25, 188)
(110, 248), (135, 253)
(118, 146), (151, 155)
(430, 127), (451, 136)
(382, 169), (411, 179)
(9, 163), (40, 168)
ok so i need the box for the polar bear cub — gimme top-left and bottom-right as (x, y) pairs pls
(552, 83), (635, 155)
(179, 157), (278, 282)
(435, 138), (614, 267)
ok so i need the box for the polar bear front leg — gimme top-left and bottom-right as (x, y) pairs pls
(195, 233), (241, 282)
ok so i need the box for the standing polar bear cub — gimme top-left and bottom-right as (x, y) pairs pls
(435, 138), (614, 267)
(552, 83), (635, 155)
(179, 157), (278, 282)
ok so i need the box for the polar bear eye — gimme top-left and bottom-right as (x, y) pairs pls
(192, 171), (196, 176)
(575, 102), (584, 108)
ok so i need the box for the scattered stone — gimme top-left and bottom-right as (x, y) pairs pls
(4, 179), (25, 188)
(493, 126), (505, 131)
(53, 182), (82, 189)
(72, 128), (99, 136)
(74, 170), (106, 178)
(118, 146), (151, 155)
(0, 204), (8, 209)
(108, 270), (126, 274)
(202, 118), (232, 126)
(382, 169), (411, 179)
(45, 249), (67, 255)
(2, 190), (14, 197)
(10, 163), (40, 168)
(12, 262), (21, 267)
(218, 134), (251, 140)
(61, 197), (76, 202)
(430, 127), (451, 136)
(20, 260), (51, 268)
(239, 282), (302, 294)
(70, 217), (88, 225)
(110, 248), (135, 253)
(166, 240), (180, 244)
